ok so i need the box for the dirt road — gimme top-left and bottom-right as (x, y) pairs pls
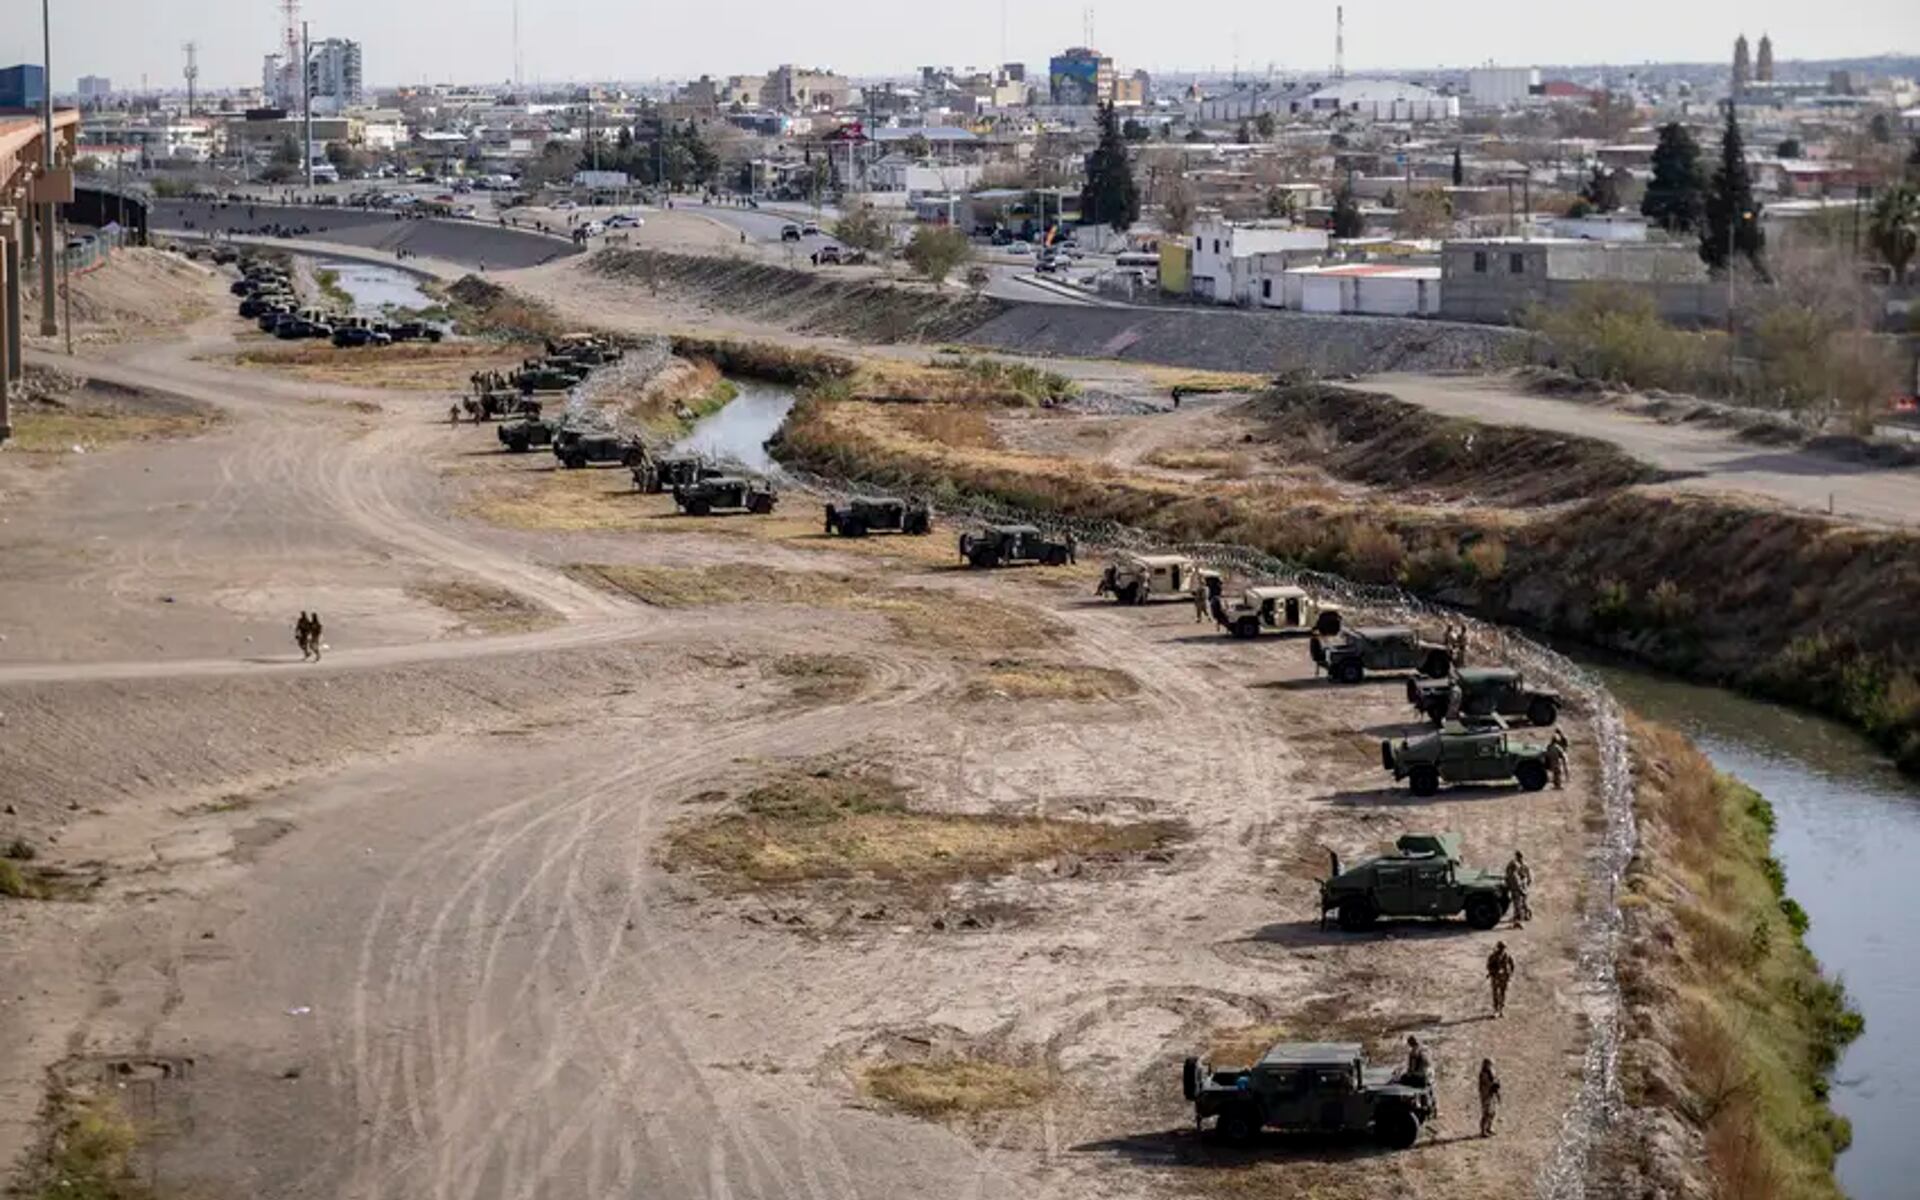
(3, 266), (1598, 1200)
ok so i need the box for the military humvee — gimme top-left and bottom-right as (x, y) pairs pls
(674, 475), (777, 515)
(1318, 832), (1511, 931)
(1382, 720), (1550, 796)
(1210, 582), (1343, 638)
(1408, 667), (1561, 728)
(958, 525), (1075, 569)
(549, 332), (623, 365)
(1182, 1041), (1433, 1148)
(1096, 553), (1197, 604)
(1315, 626), (1451, 684)
(824, 496), (932, 537)
(553, 429), (645, 469)
(497, 417), (557, 453)
(513, 360), (589, 392)
(632, 454), (720, 494)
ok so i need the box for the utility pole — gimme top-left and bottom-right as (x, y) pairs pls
(40, 0), (58, 337)
(183, 41), (199, 116)
(301, 21), (313, 189)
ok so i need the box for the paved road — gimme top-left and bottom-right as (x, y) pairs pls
(1369, 372), (1920, 527)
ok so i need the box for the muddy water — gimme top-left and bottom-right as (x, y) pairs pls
(1595, 664), (1918, 1198)
(670, 381), (795, 473)
(319, 259), (433, 315)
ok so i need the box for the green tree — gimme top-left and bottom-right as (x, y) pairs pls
(1162, 177), (1197, 234)
(1578, 164), (1621, 212)
(1080, 102), (1141, 233)
(833, 203), (895, 257)
(1236, 119), (1252, 144)
(260, 134), (302, 183)
(1330, 182), (1364, 238)
(1869, 112), (1893, 144)
(903, 225), (972, 283)
(1254, 111), (1277, 139)
(1869, 183), (1920, 284)
(901, 133), (931, 159)
(1396, 189), (1453, 238)
(1702, 104), (1764, 272)
(1641, 121), (1706, 235)
(1263, 187), (1296, 220)
(1775, 137), (1802, 159)
(1451, 145), (1464, 186)
(1380, 188), (1397, 209)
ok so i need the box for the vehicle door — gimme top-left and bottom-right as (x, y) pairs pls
(1309, 1066), (1354, 1131)
(1460, 733), (1506, 783)
(1261, 1067), (1308, 1127)
(1411, 861), (1452, 914)
(1372, 864), (1411, 916)
(1285, 596), (1302, 628)
(1170, 565), (1185, 592)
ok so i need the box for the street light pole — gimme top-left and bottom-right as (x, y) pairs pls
(302, 21), (313, 190)
(39, 0), (58, 337)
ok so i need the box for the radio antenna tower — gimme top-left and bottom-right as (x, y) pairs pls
(278, 0), (302, 104)
(512, 0), (525, 89)
(183, 41), (199, 115)
(1334, 4), (1346, 80)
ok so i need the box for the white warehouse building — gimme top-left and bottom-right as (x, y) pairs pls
(1466, 66), (1540, 109)
(1301, 80), (1458, 123)
(1263, 262), (1442, 316)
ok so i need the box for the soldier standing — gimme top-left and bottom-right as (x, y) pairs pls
(1545, 729), (1570, 790)
(1486, 940), (1515, 1017)
(1444, 680), (1465, 724)
(1448, 620), (1470, 667)
(1309, 632), (1324, 676)
(308, 613), (325, 662)
(1402, 1035), (1436, 1123)
(1505, 851), (1533, 926)
(1477, 1059), (1501, 1137)
(449, 402), (461, 425)
(294, 612), (313, 661)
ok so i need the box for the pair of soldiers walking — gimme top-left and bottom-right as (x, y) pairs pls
(294, 611), (325, 662)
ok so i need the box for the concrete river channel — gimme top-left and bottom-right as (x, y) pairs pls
(1595, 663), (1917, 1197)
(315, 260), (1912, 1192)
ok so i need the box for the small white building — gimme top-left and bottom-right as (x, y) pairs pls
(1188, 218), (1329, 305)
(1550, 213), (1649, 242)
(1262, 263), (1442, 315)
(1301, 80), (1458, 123)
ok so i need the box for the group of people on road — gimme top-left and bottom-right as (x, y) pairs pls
(293, 611), (325, 662)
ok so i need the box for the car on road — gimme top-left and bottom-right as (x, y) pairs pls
(605, 213), (644, 228)
(801, 221), (822, 236)
(1318, 832), (1512, 931)
(1036, 253), (1064, 274)
(1182, 1040), (1434, 1148)
(551, 198), (577, 210)
(815, 244), (843, 264)
(582, 220), (606, 237)
(1006, 240), (1033, 255)
(780, 223), (803, 241)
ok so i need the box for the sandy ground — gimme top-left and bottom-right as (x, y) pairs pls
(0, 264), (1600, 1199)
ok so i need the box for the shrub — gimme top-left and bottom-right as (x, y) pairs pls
(3, 839), (34, 861)
(1463, 537), (1508, 580)
(1341, 524), (1407, 583)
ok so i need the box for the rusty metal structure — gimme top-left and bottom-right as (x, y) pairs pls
(0, 107), (79, 442)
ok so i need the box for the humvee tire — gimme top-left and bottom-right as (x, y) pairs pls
(1374, 1105), (1421, 1149)
(1420, 649), (1453, 678)
(904, 510), (931, 535)
(1115, 581), (1141, 605)
(1315, 610), (1343, 635)
(1380, 740), (1397, 772)
(1337, 896), (1377, 931)
(1515, 760), (1548, 792)
(1182, 1056), (1202, 1101)
(1409, 766), (1440, 797)
(1465, 894), (1502, 930)
(840, 515), (868, 536)
(684, 498), (712, 516)
(1333, 659), (1364, 684)
(1217, 1103), (1262, 1145)
(748, 492), (775, 515)
(1231, 616), (1260, 639)
(1527, 697), (1559, 727)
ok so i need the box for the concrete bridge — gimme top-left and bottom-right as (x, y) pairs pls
(1, 106), (80, 442)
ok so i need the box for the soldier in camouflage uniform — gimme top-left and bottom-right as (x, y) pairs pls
(1478, 1058), (1501, 1137)
(1486, 940), (1515, 1017)
(1505, 851), (1532, 926)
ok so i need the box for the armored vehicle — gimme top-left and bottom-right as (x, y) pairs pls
(1096, 553), (1197, 604)
(632, 454), (720, 494)
(512, 360), (589, 392)
(958, 524), (1075, 569)
(553, 429), (645, 469)
(1382, 721), (1550, 796)
(332, 324), (392, 348)
(497, 418), (558, 453)
(549, 333), (622, 364)
(1182, 1040), (1433, 1148)
(824, 496), (932, 537)
(1408, 667), (1561, 728)
(674, 475), (778, 515)
(387, 320), (445, 343)
(1209, 582), (1343, 638)
(1314, 626), (1451, 684)
(1318, 832), (1511, 931)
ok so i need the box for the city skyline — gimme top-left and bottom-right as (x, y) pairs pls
(1, 0), (1917, 95)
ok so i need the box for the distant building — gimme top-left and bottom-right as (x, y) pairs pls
(724, 75), (766, 107)
(1301, 79), (1457, 122)
(1188, 217), (1330, 304)
(76, 75), (112, 100)
(0, 63), (48, 110)
(1267, 262), (1442, 315)
(1733, 34), (1752, 88)
(1756, 34), (1774, 83)
(763, 65), (848, 111)
(307, 39), (364, 113)
(1439, 237), (1716, 325)
(677, 75), (722, 111)
(1111, 70), (1150, 106)
(1049, 47), (1112, 105)
(1466, 66), (1539, 110)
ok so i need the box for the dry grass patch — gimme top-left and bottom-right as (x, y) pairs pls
(895, 404), (1001, 449)
(664, 764), (1184, 888)
(767, 653), (871, 702)
(1140, 446), (1252, 475)
(962, 659), (1139, 702)
(569, 563), (1064, 653)
(406, 578), (554, 634)
(7, 408), (214, 455)
(864, 1057), (1055, 1119)
(228, 340), (536, 390)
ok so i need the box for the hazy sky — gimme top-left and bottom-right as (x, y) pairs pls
(4, 0), (1917, 92)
